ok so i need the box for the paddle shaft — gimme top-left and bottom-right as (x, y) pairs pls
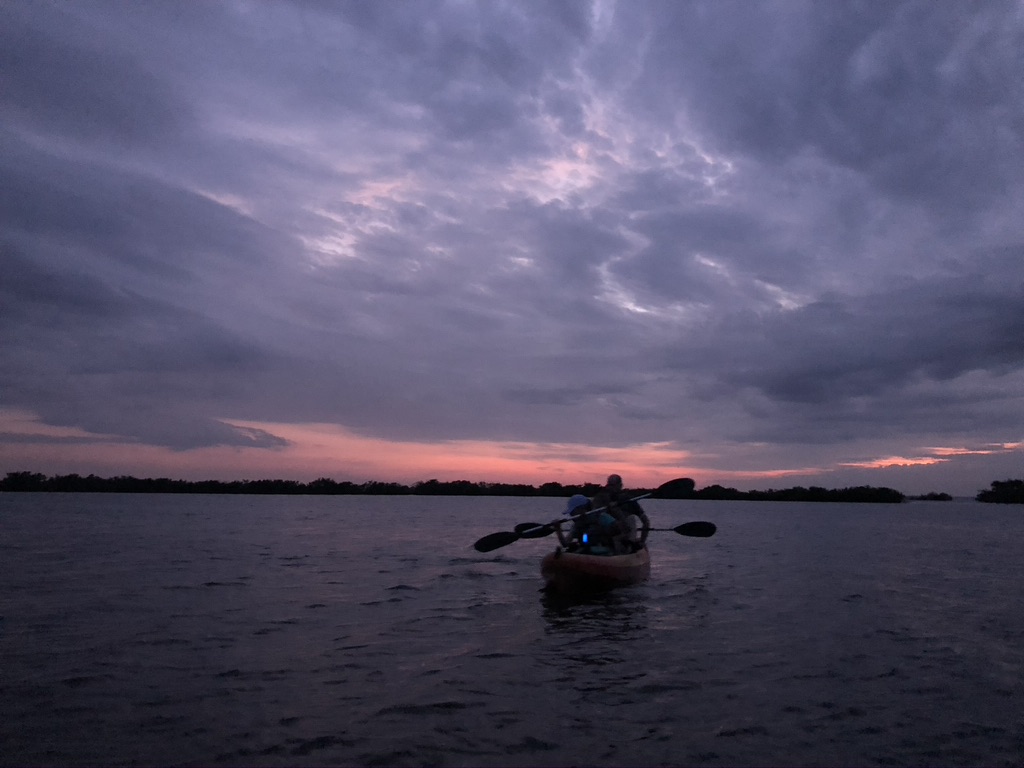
(513, 489), (655, 537)
(472, 478), (701, 552)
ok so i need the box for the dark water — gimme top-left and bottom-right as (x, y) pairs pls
(1, 493), (1022, 767)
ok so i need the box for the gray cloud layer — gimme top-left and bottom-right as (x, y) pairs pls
(2, 1), (1023, 491)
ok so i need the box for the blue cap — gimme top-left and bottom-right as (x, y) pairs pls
(564, 494), (590, 516)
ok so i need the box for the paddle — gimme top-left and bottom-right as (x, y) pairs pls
(473, 477), (701, 553)
(649, 521), (717, 537)
(520, 520), (718, 539)
(514, 522), (553, 537)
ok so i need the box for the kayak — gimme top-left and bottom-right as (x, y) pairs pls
(540, 546), (651, 593)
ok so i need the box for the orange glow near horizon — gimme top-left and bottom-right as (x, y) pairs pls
(0, 411), (827, 489)
(5, 410), (1016, 491)
(926, 443), (1023, 457)
(708, 466), (831, 482)
(217, 419), (701, 487)
(0, 411), (708, 487)
(844, 442), (1024, 470)
(841, 455), (946, 469)
(927, 447), (994, 457)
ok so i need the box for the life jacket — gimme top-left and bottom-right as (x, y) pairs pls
(577, 511), (618, 552)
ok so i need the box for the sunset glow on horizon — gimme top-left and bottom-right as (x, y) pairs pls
(0, 409), (706, 487)
(7, 407), (1020, 496)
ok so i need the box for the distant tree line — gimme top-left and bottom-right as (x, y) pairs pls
(9, 471), (1022, 503)
(0, 471), (927, 502)
(683, 484), (906, 503)
(976, 479), (1024, 504)
(0, 471), (604, 497)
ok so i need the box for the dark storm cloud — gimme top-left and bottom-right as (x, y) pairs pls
(616, 1), (1024, 213)
(1, 0), (1022, 491)
(2, 3), (190, 146)
(671, 248), (1024, 446)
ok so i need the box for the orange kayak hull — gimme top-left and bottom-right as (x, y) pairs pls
(540, 547), (651, 593)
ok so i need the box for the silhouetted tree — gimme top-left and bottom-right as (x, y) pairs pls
(537, 481), (565, 496)
(695, 484), (743, 500)
(308, 477), (339, 494)
(977, 479), (1024, 504)
(2, 471), (47, 491)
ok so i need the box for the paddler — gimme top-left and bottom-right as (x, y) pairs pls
(555, 493), (620, 553)
(591, 474), (650, 552)
(556, 494), (591, 551)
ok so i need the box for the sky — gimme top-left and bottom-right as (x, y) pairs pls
(2, 1), (1023, 497)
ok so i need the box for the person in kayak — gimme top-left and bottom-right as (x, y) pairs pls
(590, 474), (651, 553)
(556, 493), (621, 553)
(556, 494), (589, 551)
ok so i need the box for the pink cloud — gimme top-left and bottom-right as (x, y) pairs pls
(840, 455), (946, 469)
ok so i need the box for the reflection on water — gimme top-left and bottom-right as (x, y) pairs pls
(538, 589), (653, 703)
(541, 589), (649, 639)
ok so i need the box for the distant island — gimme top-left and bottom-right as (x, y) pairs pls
(684, 484), (906, 503)
(0, 471), (923, 503)
(976, 480), (1024, 504)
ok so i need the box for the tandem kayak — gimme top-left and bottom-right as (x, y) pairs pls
(540, 546), (651, 594)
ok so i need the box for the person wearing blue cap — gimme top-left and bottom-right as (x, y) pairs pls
(563, 494), (592, 518)
(555, 490), (626, 553)
(556, 494), (592, 551)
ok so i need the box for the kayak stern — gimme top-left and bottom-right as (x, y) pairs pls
(540, 547), (651, 593)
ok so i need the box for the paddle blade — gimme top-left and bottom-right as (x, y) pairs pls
(673, 521), (716, 537)
(473, 531), (520, 552)
(653, 477), (697, 499)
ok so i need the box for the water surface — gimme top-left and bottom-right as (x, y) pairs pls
(1, 494), (1022, 766)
